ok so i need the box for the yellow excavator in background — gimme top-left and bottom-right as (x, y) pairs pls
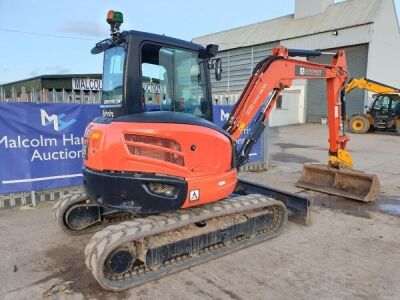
(345, 77), (400, 135)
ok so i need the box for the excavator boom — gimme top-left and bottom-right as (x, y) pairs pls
(223, 46), (379, 202)
(224, 46), (350, 167)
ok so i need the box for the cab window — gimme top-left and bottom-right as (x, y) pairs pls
(390, 97), (400, 114)
(372, 95), (390, 111)
(140, 43), (209, 117)
(102, 46), (125, 106)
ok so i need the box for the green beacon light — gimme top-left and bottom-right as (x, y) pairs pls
(107, 10), (123, 39)
(107, 10), (123, 25)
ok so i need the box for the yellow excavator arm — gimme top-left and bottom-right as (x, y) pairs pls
(345, 77), (400, 95)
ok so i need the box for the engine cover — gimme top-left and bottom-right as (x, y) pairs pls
(83, 112), (237, 211)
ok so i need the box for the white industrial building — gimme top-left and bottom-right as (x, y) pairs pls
(193, 0), (400, 126)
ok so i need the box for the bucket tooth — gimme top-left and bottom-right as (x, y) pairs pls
(296, 164), (380, 202)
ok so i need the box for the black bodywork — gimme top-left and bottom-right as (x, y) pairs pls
(83, 167), (188, 213)
(83, 166), (310, 224)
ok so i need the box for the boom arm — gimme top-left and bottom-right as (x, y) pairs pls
(223, 46), (349, 167)
(345, 77), (400, 95)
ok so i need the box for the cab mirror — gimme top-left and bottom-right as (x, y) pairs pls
(91, 38), (113, 55)
(215, 58), (222, 81)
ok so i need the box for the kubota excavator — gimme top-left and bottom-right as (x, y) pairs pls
(54, 11), (380, 291)
(345, 77), (400, 134)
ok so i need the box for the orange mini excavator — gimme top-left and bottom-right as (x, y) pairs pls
(54, 11), (379, 291)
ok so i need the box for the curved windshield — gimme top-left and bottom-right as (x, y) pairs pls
(141, 43), (209, 117)
(372, 95), (390, 111)
(102, 45), (125, 106)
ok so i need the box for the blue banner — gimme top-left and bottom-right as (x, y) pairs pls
(212, 105), (263, 164)
(0, 103), (263, 194)
(0, 103), (100, 194)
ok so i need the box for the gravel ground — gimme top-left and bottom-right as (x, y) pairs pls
(0, 124), (399, 300)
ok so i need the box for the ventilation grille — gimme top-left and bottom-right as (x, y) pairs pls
(124, 134), (184, 167)
(125, 134), (182, 151)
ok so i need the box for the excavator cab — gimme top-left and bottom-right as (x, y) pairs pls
(368, 94), (400, 132)
(96, 30), (217, 121)
(85, 26), (242, 214)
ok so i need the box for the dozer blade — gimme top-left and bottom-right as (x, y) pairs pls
(236, 179), (311, 225)
(296, 163), (380, 202)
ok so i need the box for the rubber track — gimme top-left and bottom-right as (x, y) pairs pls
(84, 194), (287, 291)
(53, 192), (131, 235)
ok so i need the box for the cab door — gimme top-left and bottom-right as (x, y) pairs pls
(370, 95), (391, 129)
(388, 96), (400, 127)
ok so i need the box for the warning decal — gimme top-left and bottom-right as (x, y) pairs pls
(189, 189), (200, 201)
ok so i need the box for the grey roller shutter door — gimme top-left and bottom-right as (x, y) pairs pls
(306, 44), (368, 122)
(210, 43), (277, 95)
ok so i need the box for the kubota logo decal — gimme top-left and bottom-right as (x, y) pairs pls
(295, 65), (326, 77)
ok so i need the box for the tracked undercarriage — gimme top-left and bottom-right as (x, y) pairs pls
(54, 180), (310, 291)
(84, 194), (286, 291)
(53, 180), (310, 235)
(53, 172), (308, 291)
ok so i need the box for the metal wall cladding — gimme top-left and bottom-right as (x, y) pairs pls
(193, 0), (381, 51)
(280, 24), (372, 50)
(306, 44), (369, 122)
(211, 42), (279, 95)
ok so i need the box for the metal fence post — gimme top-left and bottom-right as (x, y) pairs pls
(31, 191), (36, 207)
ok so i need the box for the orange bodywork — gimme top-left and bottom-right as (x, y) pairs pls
(84, 121), (237, 208)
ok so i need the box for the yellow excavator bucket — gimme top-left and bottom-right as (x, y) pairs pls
(296, 164), (380, 202)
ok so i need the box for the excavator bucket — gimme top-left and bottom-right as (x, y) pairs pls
(296, 164), (380, 202)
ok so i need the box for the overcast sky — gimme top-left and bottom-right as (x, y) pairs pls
(0, 0), (399, 84)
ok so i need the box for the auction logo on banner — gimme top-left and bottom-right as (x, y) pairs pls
(1, 109), (83, 163)
(40, 109), (77, 131)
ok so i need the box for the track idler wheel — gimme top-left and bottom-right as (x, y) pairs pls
(65, 204), (101, 231)
(105, 248), (136, 276)
(53, 192), (101, 235)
